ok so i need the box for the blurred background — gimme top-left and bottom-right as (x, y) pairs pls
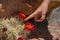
(0, 0), (60, 40)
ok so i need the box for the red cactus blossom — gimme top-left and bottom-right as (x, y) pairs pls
(25, 22), (31, 25)
(18, 12), (26, 20)
(18, 35), (24, 40)
(2, 27), (7, 32)
(25, 22), (35, 31)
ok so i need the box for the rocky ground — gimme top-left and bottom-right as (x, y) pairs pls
(48, 7), (60, 40)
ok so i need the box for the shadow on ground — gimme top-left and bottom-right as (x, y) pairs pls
(27, 19), (53, 40)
